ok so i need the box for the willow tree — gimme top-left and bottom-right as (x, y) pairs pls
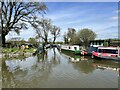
(1, 1), (47, 46)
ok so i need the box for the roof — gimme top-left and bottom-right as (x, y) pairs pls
(90, 40), (106, 42)
(98, 46), (119, 50)
(62, 45), (80, 47)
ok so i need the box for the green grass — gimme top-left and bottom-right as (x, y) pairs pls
(2, 48), (18, 53)
(2, 48), (36, 53)
(24, 48), (36, 53)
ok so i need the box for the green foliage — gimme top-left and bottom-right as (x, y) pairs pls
(28, 38), (37, 45)
(63, 28), (96, 46)
(63, 33), (69, 44)
(24, 48), (36, 53)
(55, 42), (63, 44)
(103, 41), (109, 46)
(77, 28), (97, 47)
(64, 28), (79, 44)
(2, 48), (19, 53)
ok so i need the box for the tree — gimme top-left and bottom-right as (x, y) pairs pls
(32, 18), (52, 44)
(67, 28), (76, 44)
(71, 34), (81, 45)
(0, 7), (2, 46)
(63, 32), (69, 44)
(77, 28), (97, 48)
(28, 38), (37, 45)
(1, 1), (47, 46)
(103, 41), (109, 46)
(63, 28), (77, 44)
(50, 25), (60, 44)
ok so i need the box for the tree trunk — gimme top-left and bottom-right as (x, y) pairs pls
(53, 37), (56, 44)
(0, 35), (1, 47)
(2, 33), (6, 47)
(44, 38), (48, 45)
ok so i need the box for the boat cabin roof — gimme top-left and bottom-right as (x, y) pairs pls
(98, 46), (119, 50)
(62, 45), (80, 47)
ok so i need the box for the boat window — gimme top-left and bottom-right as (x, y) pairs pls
(69, 47), (71, 49)
(99, 42), (101, 45)
(97, 42), (99, 45)
(74, 47), (77, 50)
(98, 49), (118, 54)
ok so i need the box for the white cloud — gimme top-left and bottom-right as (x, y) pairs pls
(6, 28), (35, 41)
(110, 16), (119, 20)
(115, 10), (120, 13)
(47, 13), (72, 21)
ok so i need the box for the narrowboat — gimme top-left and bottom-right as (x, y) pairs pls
(61, 45), (81, 54)
(60, 45), (88, 55)
(92, 46), (120, 60)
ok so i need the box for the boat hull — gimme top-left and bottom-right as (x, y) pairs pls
(92, 52), (120, 61)
(61, 49), (80, 54)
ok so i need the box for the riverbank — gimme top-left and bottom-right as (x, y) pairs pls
(1, 48), (36, 59)
(2, 48), (36, 53)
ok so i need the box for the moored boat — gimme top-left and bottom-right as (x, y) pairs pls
(61, 45), (81, 54)
(60, 45), (88, 55)
(92, 46), (120, 60)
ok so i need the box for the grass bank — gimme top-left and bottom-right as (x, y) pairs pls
(1, 48), (37, 59)
(2, 48), (36, 53)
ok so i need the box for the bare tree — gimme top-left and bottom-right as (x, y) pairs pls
(33, 18), (52, 44)
(1, 1), (47, 46)
(50, 25), (60, 44)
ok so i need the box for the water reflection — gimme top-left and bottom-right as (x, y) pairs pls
(5, 57), (37, 72)
(2, 48), (119, 88)
(61, 50), (119, 74)
(61, 51), (95, 74)
(72, 60), (95, 74)
(2, 48), (60, 88)
(93, 60), (119, 71)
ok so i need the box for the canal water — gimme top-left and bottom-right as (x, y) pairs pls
(2, 48), (119, 88)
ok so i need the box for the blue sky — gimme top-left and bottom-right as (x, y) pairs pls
(6, 2), (118, 41)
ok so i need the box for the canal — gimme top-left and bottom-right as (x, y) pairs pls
(2, 48), (119, 88)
